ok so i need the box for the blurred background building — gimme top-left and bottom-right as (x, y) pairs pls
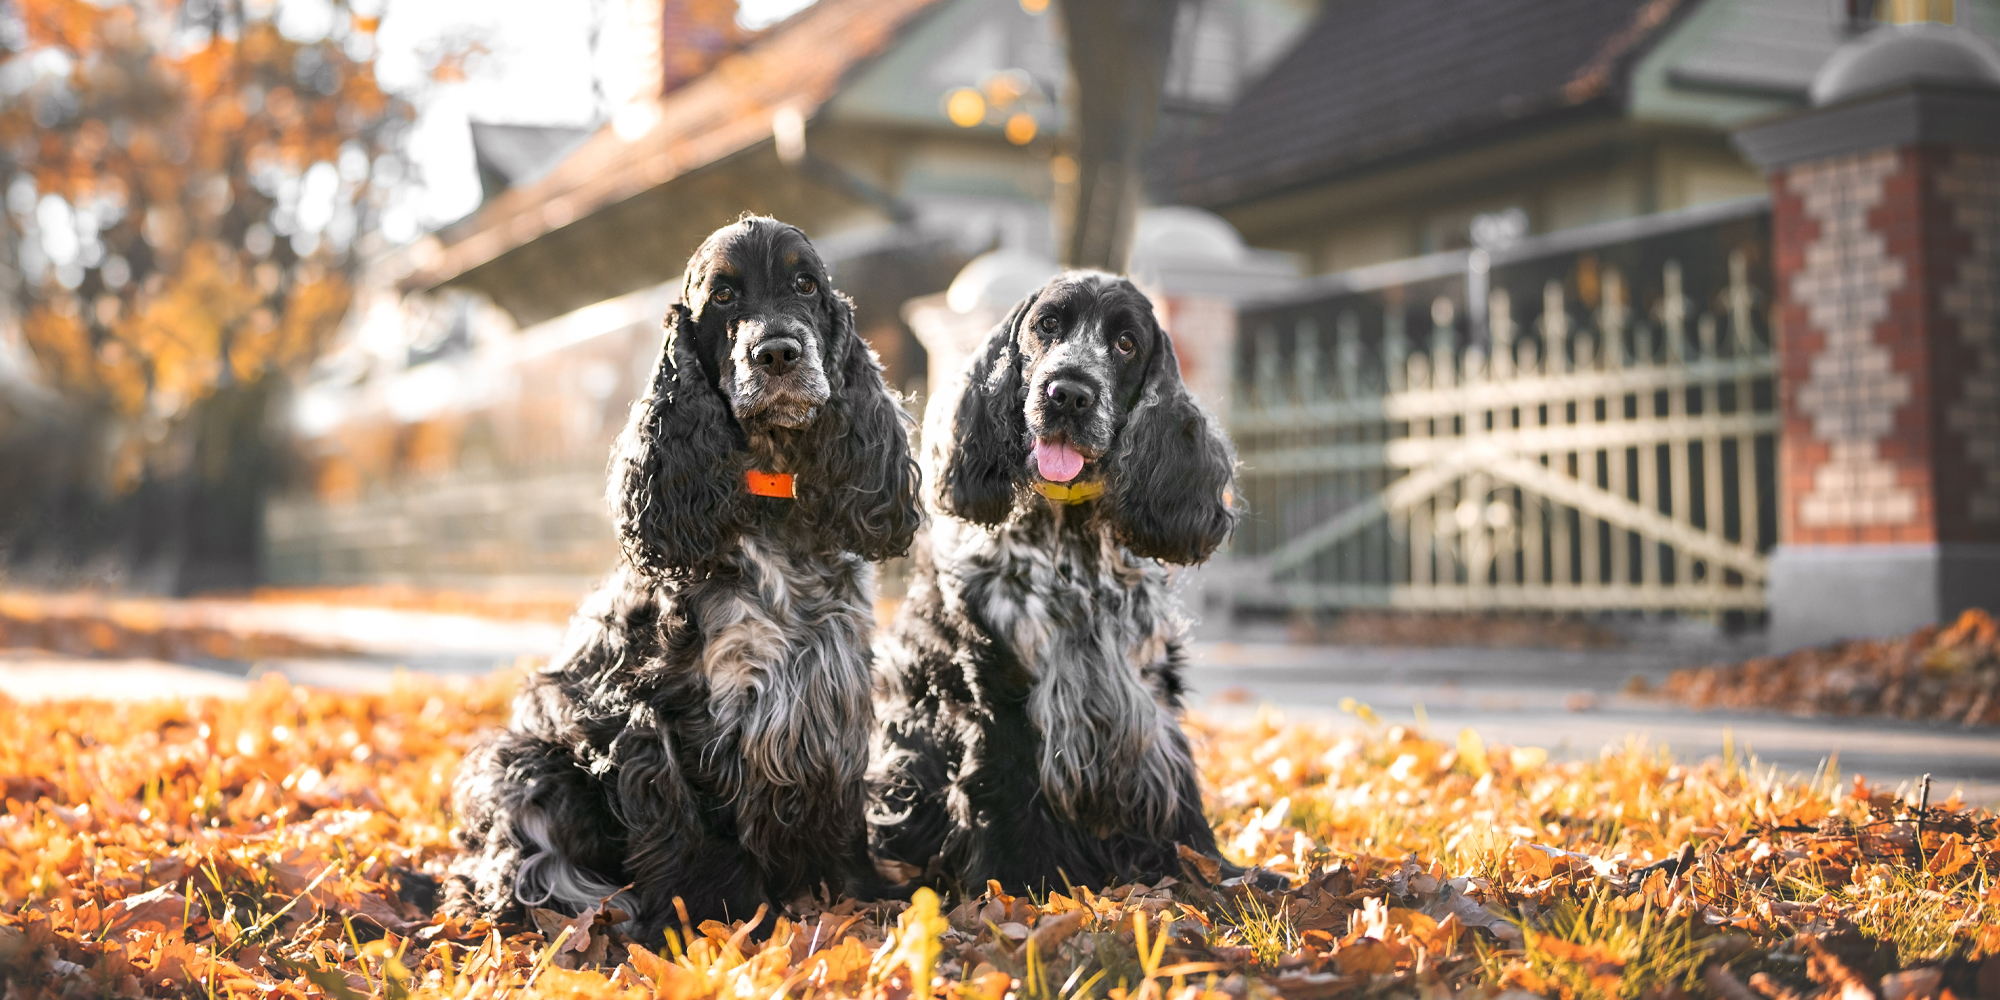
(1193, 0), (2000, 648)
(4, 0), (1998, 651)
(259, 0), (1312, 598)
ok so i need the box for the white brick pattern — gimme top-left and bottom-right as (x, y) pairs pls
(1941, 151), (2000, 523)
(1790, 150), (1917, 527)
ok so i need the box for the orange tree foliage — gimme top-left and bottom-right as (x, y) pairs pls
(0, 673), (1994, 1000)
(1, 0), (406, 464)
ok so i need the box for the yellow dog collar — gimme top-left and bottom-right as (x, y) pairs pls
(1032, 480), (1106, 504)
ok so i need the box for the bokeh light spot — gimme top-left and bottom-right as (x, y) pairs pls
(945, 87), (986, 128)
(1005, 113), (1037, 145)
(1050, 154), (1079, 184)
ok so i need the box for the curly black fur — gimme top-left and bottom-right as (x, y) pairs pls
(870, 271), (1250, 896)
(448, 217), (921, 940)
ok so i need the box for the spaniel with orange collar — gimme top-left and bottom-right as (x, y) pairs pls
(447, 217), (920, 937)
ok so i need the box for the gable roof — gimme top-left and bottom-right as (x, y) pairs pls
(1166, 0), (1689, 209)
(404, 0), (945, 294)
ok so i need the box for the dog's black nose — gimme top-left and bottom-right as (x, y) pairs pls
(1045, 379), (1095, 412)
(752, 337), (802, 375)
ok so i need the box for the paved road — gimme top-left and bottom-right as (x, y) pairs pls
(1183, 642), (2000, 808)
(4, 618), (1995, 808)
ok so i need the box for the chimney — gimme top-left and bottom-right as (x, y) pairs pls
(661, 0), (746, 94)
(596, 0), (743, 116)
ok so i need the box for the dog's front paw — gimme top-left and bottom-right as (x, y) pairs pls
(848, 852), (945, 902)
(873, 856), (924, 886)
(1237, 866), (1291, 893)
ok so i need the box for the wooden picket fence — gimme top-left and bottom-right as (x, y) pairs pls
(1229, 198), (1778, 613)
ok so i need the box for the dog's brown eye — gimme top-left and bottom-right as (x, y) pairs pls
(711, 286), (734, 304)
(1115, 332), (1136, 356)
(794, 274), (817, 295)
(1037, 314), (1059, 334)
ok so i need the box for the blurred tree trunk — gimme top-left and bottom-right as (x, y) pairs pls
(0, 382), (275, 593)
(126, 380), (277, 594)
(1056, 0), (1184, 271)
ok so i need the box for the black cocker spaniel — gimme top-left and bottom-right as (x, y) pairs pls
(447, 216), (921, 939)
(867, 270), (1248, 895)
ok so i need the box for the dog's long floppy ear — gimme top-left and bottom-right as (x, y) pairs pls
(796, 291), (922, 560)
(609, 303), (748, 576)
(926, 297), (1031, 524)
(1106, 325), (1239, 565)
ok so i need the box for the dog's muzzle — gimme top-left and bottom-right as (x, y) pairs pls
(1026, 362), (1112, 485)
(733, 325), (830, 429)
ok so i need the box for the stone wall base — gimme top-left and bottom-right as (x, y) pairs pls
(1769, 543), (2000, 652)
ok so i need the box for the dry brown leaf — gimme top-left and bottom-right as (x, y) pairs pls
(1023, 910), (1085, 955)
(106, 883), (199, 935)
(1332, 938), (1396, 976)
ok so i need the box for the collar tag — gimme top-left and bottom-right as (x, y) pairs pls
(1032, 480), (1106, 504)
(746, 470), (797, 498)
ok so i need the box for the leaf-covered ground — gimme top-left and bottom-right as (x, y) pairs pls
(0, 592), (361, 662)
(1660, 610), (2000, 727)
(1, 673), (1995, 1000)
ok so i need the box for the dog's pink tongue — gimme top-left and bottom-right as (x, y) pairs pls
(1034, 440), (1085, 483)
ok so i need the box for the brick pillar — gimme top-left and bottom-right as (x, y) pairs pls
(1736, 69), (2000, 650)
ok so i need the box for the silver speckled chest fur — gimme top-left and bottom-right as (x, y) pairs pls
(923, 512), (1194, 836)
(687, 538), (875, 843)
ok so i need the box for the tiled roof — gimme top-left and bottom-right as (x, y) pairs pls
(1166, 0), (1689, 209)
(404, 0), (945, 292)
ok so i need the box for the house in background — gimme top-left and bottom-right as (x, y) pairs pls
(266, 0), (1314, 595)
(1172, 0), (1999, 272)
(273, 0), (2000, 644)
(1171, 0), (2000, 643)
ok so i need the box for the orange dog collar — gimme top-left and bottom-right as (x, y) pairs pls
(746, 470), (796, 498)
